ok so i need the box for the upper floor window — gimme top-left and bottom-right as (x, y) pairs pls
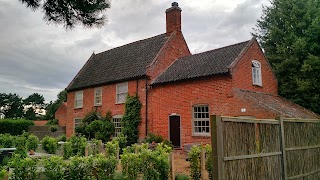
(252, 60), (262, 86)
(75, 91), (83, 108)
(94, 87), (102, 106)
(193, 105), (210, 136)
(116, 82), (128, 104)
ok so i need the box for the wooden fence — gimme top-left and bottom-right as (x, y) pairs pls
(210, 115), (320, 180)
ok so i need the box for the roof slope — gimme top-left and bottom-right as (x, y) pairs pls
(235, 89), (319, 119)
(67, 34), (169, 91)
(152, 39), (250, 85)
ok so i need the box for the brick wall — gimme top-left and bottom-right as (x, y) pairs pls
(231, 40), (278, 95)
(66, 79), (147, 138)
(55, 102), (67, 126)
(147, 31), (191, 81)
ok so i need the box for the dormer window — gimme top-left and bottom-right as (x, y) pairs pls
(252, 60), (262, 86)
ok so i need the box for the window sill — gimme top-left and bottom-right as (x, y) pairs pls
(115, 102), (125, 105)
(192, 134), (211, 137)
(253, 84), (263, 87)
(74, 107), (83, 109)
(94, 104), (102, 107)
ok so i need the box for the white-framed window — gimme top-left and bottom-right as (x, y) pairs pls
(193, 105), (210, 135)
(74, 91), (83, 108)
(74, 118), (81, 129)
(116, 82), (128, 104)
(112, 115), (123, 137)
(94, 87), (102, 106)
(252, 60), (262, 86)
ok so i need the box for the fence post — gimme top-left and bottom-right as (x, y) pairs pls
(170, 152), (175, 180)
(210, 115), (224, 180)
(201, 148), (206, 180)
(85, 145), (89, 157)
(277, 116), (288, 180)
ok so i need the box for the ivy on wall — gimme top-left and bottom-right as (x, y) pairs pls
(121, 95), (142, 144)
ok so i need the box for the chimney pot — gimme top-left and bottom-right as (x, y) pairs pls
(166, 2), (182, 35)
(172, 2), (179, 7)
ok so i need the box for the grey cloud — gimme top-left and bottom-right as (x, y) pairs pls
(0, 0), (267, 101)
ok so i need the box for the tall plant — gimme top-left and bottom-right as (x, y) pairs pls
(121, 96), (142, 144)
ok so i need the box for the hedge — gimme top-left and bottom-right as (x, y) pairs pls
(0, 119), (34, 135)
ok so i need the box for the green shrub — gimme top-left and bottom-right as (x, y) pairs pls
(105, 140), (119, 157)
(91, 154), (117, 180)
(65, 156), (94, 180)
(113, 133), (127, 152)
(9, 156), (38, 180)
(43, 156), (65, 180)
(42, 136), (58, 154)
(57, 134), (66, 142)
(45, 119), (58, 125)
(113, 171), (124, 180)
(146, 133), (164, 143)
(175, 173), (190, 180)
(26, 134), (39, 151)
(121, 152), (141, 180)
(0, 119), (34, 135)
(63, 142), (73, 159)
(49, 126), (58, 132)
(205, 144), (213, 180)
(0, 133), (14, 148)
(14, 135), (27, 151)
(65, 135), (87, 157)
(189, 145), (201, 180)
(0, 168), (8, 180)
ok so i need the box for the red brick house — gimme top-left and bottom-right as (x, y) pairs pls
(57, 2), (318, 148)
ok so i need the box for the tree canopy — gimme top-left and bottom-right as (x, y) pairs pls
(253, 0), (320, 114)
(19, 0), (111, 29)
(44, 90), (67, 120)
(0, 93), (24, 118)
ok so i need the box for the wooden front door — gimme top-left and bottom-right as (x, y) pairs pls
(169, 115), (181, 148)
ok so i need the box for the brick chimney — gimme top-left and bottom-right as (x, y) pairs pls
(166, 2), (182, 35)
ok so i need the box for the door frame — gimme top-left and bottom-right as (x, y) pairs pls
(168, 114), (181, 148)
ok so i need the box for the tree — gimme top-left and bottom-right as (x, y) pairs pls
(43, 90), (67, 119)
(19, 0), (111, 29)
(23, 93), (46, 120)
(253, 0), (320, 114)
(0, 93), (24, 118)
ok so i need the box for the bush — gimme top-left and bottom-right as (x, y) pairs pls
(113, 133), (127, 152)
(0, 119), (34, 135)
(63, 142), (73, 160)
(9, 156), (38, 180)
(65, 156), (94, 180)
(43, 156), (65, 180)
(205, 144), (213, 180)
(66, 135), (87, 157)
(0, 133), (14, 148)
(45, 119), (58, 125)
(113, 171), (125, 180)
(91, 154), (117, 180)
(42, 136), (58, 154)
(146, 133), (164, 143)
(121, 152), (141, 180)
(189, 145), (201, 180)
(49, 126), (58, 132)
(105, 141), (119, 157)
(26, 134), (39, 151)
(0, 168), (8, 180)
(175, 173), (190, 180)
(57, 134), (66, 142)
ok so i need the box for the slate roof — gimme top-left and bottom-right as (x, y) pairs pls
(67, 34), (169, 91)
(152, 39), (251, 85)
(235, 89), (319, 119)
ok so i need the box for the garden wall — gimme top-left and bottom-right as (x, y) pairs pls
(28, 126), (66, 140)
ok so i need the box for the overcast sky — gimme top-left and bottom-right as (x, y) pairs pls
(0, 0), (268, 102)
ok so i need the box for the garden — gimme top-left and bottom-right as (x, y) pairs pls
(0, 96), (213, 180)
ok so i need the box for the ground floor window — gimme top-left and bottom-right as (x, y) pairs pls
(74, 118), (81, 128)
(112, 115), (123, 137)
(193, 105), (210, 135)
